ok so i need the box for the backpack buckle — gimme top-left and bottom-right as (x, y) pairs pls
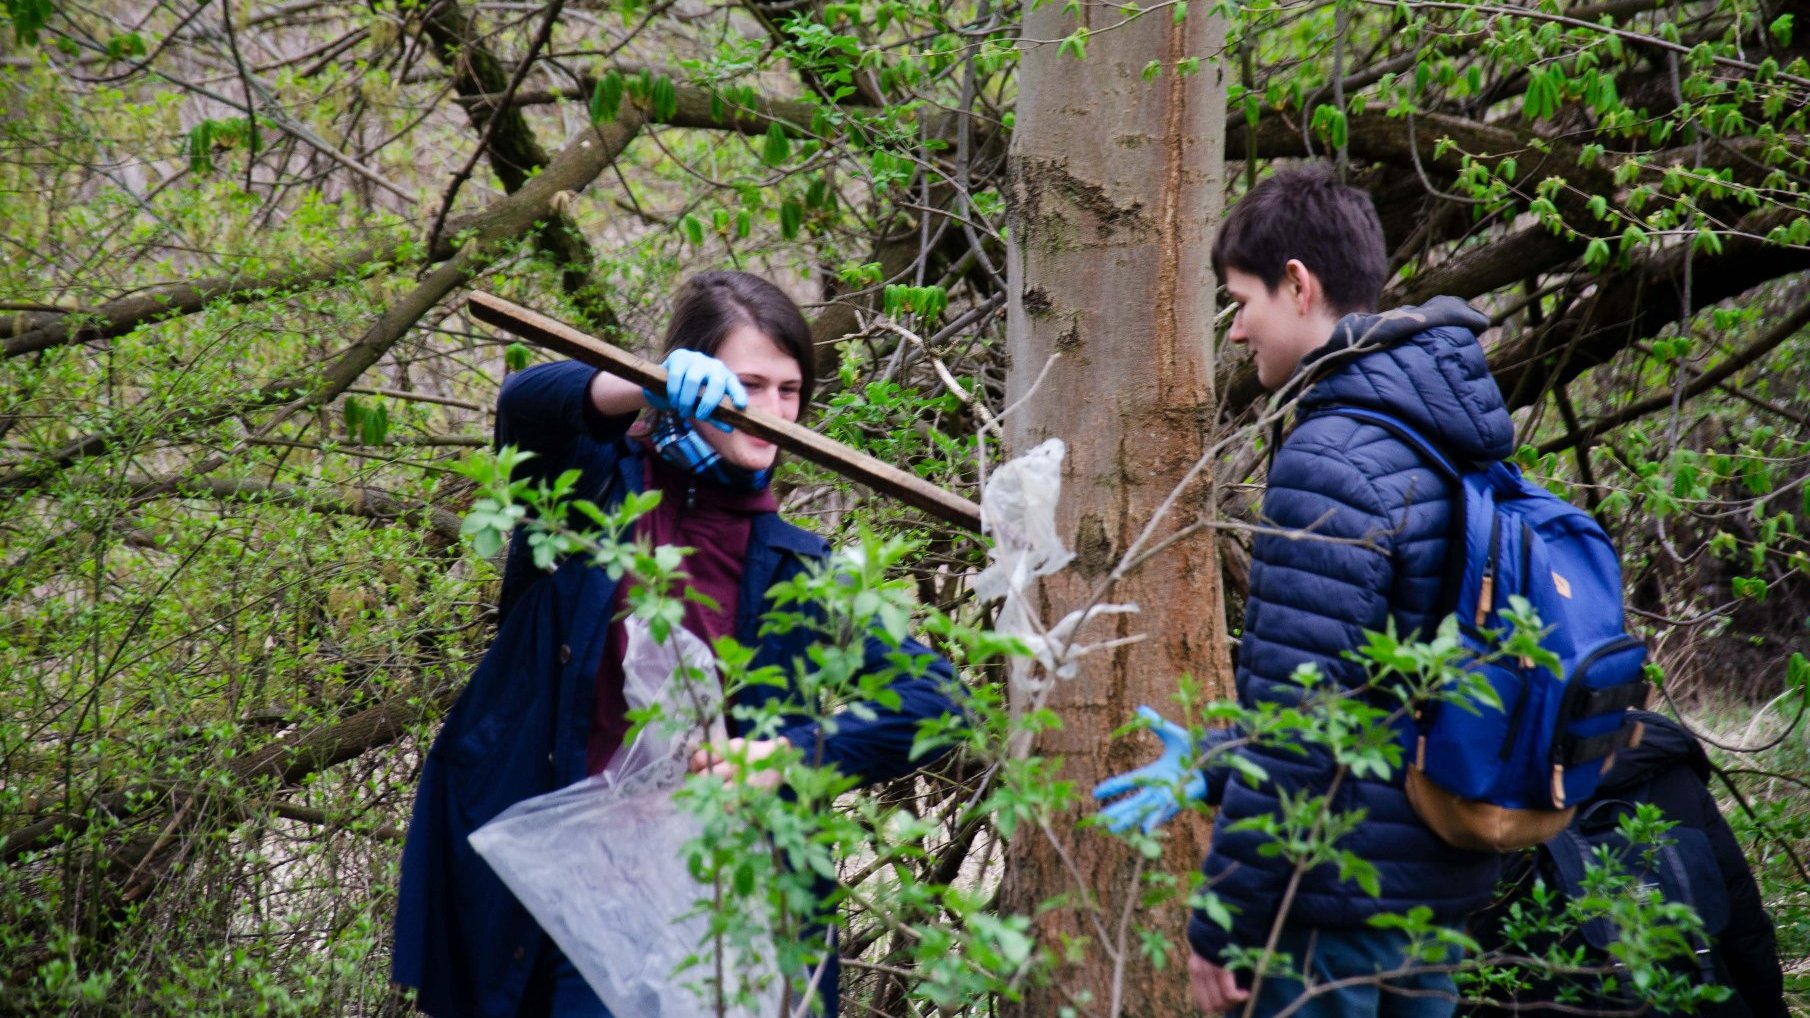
(1551, 763), (1567, 809)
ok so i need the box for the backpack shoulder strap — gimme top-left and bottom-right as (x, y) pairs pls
(1310, 406), (1461, 480)
(1308, 404), (1474, 633)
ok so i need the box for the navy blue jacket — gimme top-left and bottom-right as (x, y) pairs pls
(1188, 299), (1513, 963)
(392, 362), (961, 1018)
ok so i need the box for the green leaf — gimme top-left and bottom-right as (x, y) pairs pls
(1522, 67), (1552, 120)
(761, 122), (790, 166)
(1583, 237), (1611, 270)
(504, 342), (533, 372)
(1310, 103), (1347, 148)
(779, 198), (803, 240)
(589, 71), (624, 123)
(467, 524), (504, 560)
(650, 76), (678, 122)
(681, 212), (704, 245)
(1057, 28), (1087, 60)
(1198, 892), (1234, 930)
(105, 31), (145, 61)
(188, 122), (216, 174)
(1141, 59), (1160, 82)
(1770, 13), (1793, 47)
(361, 402), (390, 445)
(4, 0), (52, 44)
(1731, 576), (1766, 600)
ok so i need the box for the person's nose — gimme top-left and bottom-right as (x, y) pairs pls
(747, 387), (782, 414)
(746, 386), (798, 423)
(1228, 316), (1247, 346)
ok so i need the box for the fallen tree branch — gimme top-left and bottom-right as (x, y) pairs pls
(0, 116), (643, 495)
(1492, 207), (1810, 411)
(2, 227), (465, 359)
(422, 0), (622, 334)
(1, 679), (457, 863)
(1535, 289), (1810, 455)
(64, 475), (466, 541)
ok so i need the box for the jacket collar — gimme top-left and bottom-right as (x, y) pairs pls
(753, 513), (829, 557)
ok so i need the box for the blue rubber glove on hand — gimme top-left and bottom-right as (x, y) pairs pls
(1093, 705), (1206, 834)
(643, 349), (747, 432)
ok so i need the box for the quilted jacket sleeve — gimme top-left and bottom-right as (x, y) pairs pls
(1189, 422), (1403, 962)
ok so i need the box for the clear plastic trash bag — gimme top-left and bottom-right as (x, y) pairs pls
(469, 617), (784, 1018)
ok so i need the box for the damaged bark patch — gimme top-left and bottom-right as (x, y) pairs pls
(1017, 158), (1152, 238)
(1073, 512), (1115, 577)
(1022, 287), (1054, 316)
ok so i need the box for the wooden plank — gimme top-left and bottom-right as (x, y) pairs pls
(466, 291), (984, 532)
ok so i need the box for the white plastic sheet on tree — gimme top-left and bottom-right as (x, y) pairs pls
(974, 438), (1137, 692)
(974, 438), (1074, 602)
(468, 617), (783, 1018)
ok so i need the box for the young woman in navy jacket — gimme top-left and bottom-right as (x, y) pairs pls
(393, 272), (962, 1018)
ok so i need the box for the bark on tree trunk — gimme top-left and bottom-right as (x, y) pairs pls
(1001, 3), (1232, 1014)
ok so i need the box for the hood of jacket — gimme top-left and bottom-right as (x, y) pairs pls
(1294, 296), (1515, 465)
(1596, 711), (1712, 794)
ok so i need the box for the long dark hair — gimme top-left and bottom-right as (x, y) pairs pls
(662, 271), (815, 409)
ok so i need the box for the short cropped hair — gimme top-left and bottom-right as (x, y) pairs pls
(1211, 165), (1388, 315)
(663, 271), (815, 408)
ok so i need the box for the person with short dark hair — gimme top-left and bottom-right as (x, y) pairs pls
(1197, 164), (1508, 1017)
(1098, 165), (1510, 1015)
(391, 271), (962, 1018)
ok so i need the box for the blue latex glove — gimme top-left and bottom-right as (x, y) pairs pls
(1092, 705), (1206, 834)
(643, 348), (747, 432)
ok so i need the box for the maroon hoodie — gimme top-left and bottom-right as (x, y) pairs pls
(585, 451), (779, 775)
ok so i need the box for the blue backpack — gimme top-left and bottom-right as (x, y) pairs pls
(1320, 408), (1651, 852)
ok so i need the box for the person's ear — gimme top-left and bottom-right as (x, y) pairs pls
(1281, 257), (1324, 313)
(1283, 259), (1317, 316)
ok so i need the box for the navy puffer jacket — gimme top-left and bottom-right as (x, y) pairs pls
(1188, 297), (1514, 963)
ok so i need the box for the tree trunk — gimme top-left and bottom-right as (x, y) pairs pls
(1001, 2), (1232, 1014)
